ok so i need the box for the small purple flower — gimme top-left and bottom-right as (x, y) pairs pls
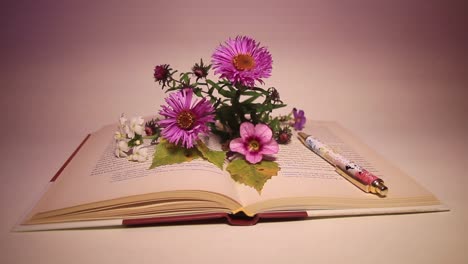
(229, 122), (279, 164)
(158, 89), (215, 148)
(211, 36), (273, 87)
(292, 108), (306, 131)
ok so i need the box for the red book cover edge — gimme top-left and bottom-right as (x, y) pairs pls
(122, 211), (308, 226)
(50, 134), (91, 182)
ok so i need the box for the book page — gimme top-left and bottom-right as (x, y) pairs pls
(237, 121), (439, 212)
(30, 124), (240, 214)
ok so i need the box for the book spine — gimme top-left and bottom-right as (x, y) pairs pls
(122, 213), (228, 226)
(122, 212), (308, 226)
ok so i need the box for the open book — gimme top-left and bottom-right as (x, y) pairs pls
(15, 121), (447, 231)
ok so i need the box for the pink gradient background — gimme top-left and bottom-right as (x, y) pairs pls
(1, 1), (467, 263)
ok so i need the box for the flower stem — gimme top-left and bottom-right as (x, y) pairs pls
(232, 89), (246, 123)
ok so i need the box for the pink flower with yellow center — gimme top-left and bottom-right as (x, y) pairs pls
(158, 89), (214, 148)
(211, 36), (273, 87)
(229, 122), (279, 164)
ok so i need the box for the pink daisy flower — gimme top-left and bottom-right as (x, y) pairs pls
(229, 122), (279, 164)
(158, 89), (215, 148)
(212, 36), (273, 87)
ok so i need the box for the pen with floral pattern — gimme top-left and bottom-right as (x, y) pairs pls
(298, 132), (388, 196)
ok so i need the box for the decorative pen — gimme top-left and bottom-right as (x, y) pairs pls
(298, 132), (388, 196)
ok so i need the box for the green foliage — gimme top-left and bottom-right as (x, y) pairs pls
(226, 159), (280, 194)
(153, 59), (294, 193)
(158, 60), (287, 142)
(150, 139), (226, 170)
(195, 140), (226, 170)
(150, 140), (201, 169)
(127, 134), (143, 147)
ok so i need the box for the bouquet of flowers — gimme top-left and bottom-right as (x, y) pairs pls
(115, 36), (306, 193)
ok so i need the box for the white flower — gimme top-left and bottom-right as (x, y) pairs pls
(125, 117), (145, 139)
(127, 145), (148, 162)
(115, 140), (130, 157)
(114, 131), (126, 140)
(119, 115), (128, 127)
(117, 114), (130, 139)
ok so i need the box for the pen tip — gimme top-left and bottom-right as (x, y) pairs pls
(372, 180), (388, 197)
(378, 185), (388, 196)
(298, 132), (309, 140)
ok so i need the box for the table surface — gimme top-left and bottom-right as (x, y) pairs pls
(1, 1), (467, 263)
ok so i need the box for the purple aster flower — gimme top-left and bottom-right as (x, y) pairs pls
(211, 36), (273, 87)
(229, 122), (279, 164)
(292, 108), (306, 131)
(158, 89), (215, 148)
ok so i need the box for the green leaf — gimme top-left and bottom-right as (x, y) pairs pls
(241, 94), (262, 105)
(149, 140), (201, 169)
(165, 86), (179, 92)
(195, 140), (226, 169)
(127, 134), (143, 147)
(218, 87), (236, 98)
(226, 159), (280, 193)
(267, 117), (281, 132)
(255, 103), (287, 112)
(180, 72), (191, 84)
(239, 91), (256, 96)
(250, 87), (270, 95)
(206, 79), (220, 90)
(193, 87), (203, 97)
(216, 105), (240, 135)
(208, 85), (215, 95)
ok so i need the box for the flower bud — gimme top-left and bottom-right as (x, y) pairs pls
(192, 59), (210, 80)
(154, 64), (171, 88)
